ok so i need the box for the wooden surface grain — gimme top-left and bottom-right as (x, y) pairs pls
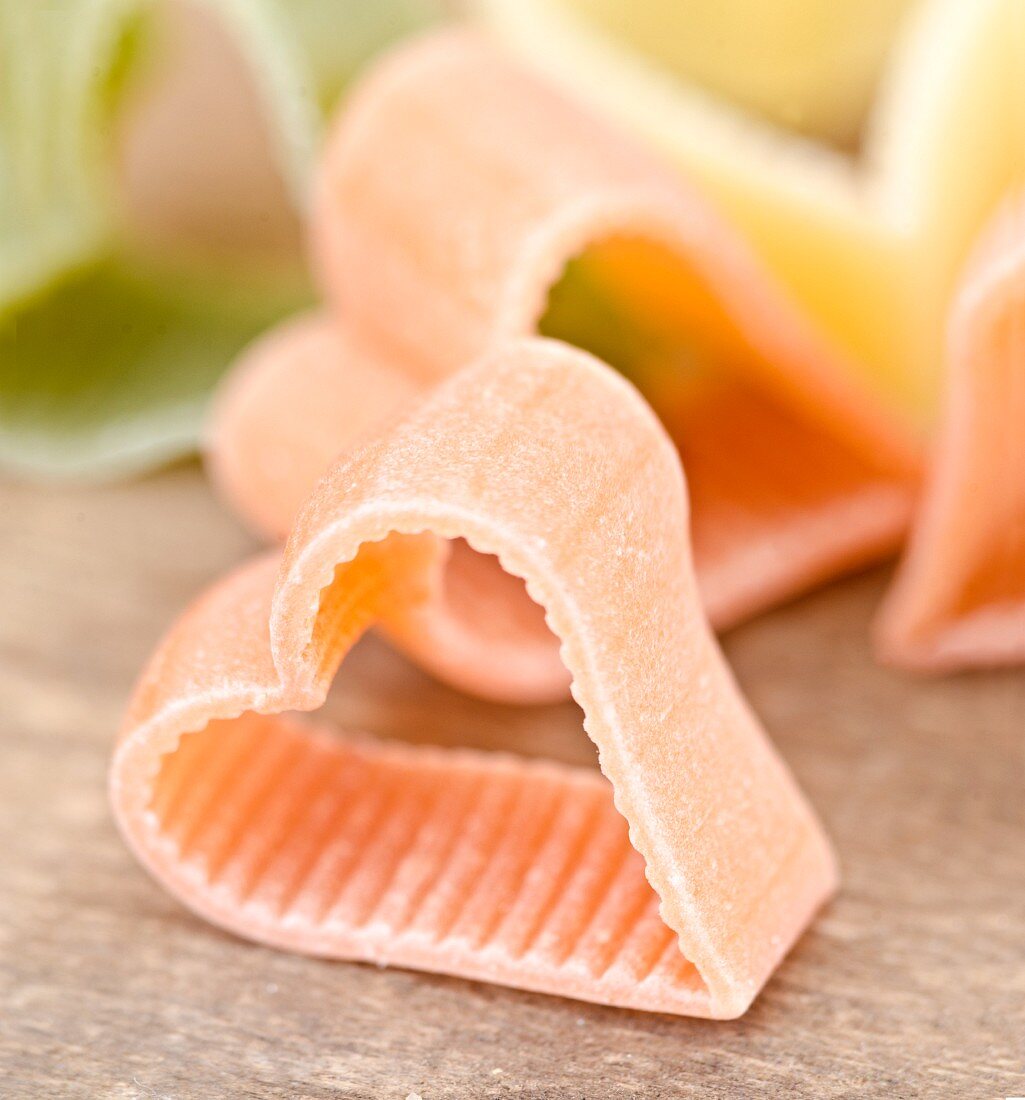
(1, 464), (1023, 1099)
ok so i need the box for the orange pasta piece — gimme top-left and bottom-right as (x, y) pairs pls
(117, 339), (837, 1018)
(208, 30), (919, 702)
(876, 196), (1025, 670)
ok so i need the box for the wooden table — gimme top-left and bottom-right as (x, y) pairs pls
(2, 465), (1023, 1098)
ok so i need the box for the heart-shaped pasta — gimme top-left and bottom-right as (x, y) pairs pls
(877, 194), (1025, 670)
(209, 30), (919, 704)
(114, 339), (837, 1018)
